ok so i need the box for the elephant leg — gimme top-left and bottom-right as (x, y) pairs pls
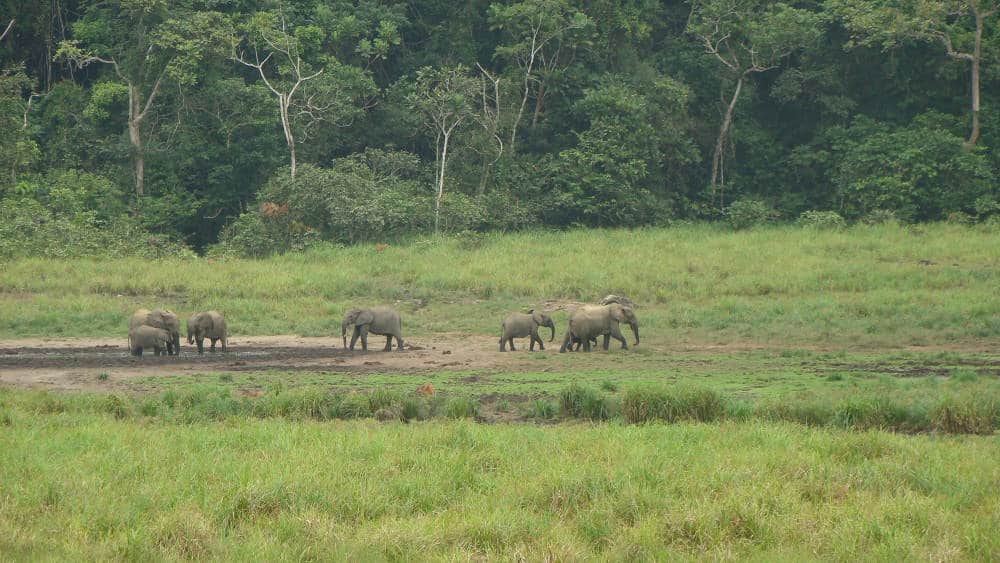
(221, 337), (227, 352)
(559, 331), (573, 353)
(210, 338), (218, 351)
(603, 334), (611, 351)
(384, 335), (392, 352)
(529, 330), (536, 351)
(609, 325), (628, 349)
(395, 336), (404, 351)
(134, 347), (143, 357)
(499, 336), (507, 352)
(509, 338), (516, 351)
(582, 337), (592, 352)
(196, 337), (204, 355)
(358, 326), (370, 351)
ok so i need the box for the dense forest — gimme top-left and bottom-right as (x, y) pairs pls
(1, 0), (998, 256)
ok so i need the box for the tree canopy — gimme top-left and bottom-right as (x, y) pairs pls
(0, 0), (997, 255)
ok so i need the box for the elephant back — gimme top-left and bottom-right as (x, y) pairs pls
(129, 308), (152, 330)
(370, 306), (402, 333)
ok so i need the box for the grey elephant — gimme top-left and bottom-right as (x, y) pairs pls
(559, 303), (640, 352)
(187, 311), (228, 354)
(129, 325), (171, 357)
(499, 310), (555, 351)
(129, 308), (181, 355)
(342, 306), (404, 351)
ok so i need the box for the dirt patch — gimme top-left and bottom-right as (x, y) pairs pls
(0, 334), (996, 393)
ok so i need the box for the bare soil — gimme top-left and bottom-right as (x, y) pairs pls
(0, 334), (995, 393)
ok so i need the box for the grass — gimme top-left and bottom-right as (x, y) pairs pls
(1, 406), (999, 560)
(0, 223), (997, 346)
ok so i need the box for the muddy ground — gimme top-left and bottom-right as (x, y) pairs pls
(0, 334), (995, 393)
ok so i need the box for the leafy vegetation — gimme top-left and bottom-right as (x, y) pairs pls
(2, 1), (998, 253)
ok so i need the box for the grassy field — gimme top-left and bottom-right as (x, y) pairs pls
(1, 223), (997, 345)
(2, 408), (999, 560)
(2, 224), (999, 559)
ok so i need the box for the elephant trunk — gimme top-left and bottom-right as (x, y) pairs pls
(341, 321), (349, 348)
(546, 320), (555, 342)
(631, 322), (640, 346)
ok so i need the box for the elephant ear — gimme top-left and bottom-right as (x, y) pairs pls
(609, 304), (626, 321)
(531, 310), (545, 324)
(355, 309), (375, 326)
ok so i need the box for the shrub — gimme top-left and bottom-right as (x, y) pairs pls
(932, 395), (998, 435)
(831, 396), (926, 432)
(369, 387), (404, 413)
(524, 400), (557, 420)
(860, 209), (898, 225)
(335, 392), (372, 420)
(796, 210), (846, 230)
(620, 385), (726, 424)
(559, 384), (614, 421)
(444, 397), (481, 419)
(726, 199), (773, 230)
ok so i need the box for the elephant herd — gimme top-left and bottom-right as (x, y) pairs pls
(128, 308), (228, 357)
(125, 301), (639, 358)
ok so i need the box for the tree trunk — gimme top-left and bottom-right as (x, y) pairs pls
(965, 10), (983, 147)
(531, 82), (545, 127)
(128, 84), (145, 198)
(278, 95), (297, 178)
(435, 131), (450, 235)
(711, 75), (744, 209)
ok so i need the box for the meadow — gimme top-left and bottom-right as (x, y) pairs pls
(1, 223), (999, 559)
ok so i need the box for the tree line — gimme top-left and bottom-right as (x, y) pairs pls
(1, 0), (998, 256)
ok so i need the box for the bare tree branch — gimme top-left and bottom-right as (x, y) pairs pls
(0, 18), (13, 42)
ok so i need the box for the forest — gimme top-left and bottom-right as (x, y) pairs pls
(1, 0), (998, 256)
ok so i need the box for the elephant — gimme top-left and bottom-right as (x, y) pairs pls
(569, 334), (599, 351)
(187, 311), (228, 354)
(129, 325), (171, 357)
(342, 306), (404, 351)
(129, 308), (181, 355)
(559, 303), (639, 353)
(499, 310), (555, 351)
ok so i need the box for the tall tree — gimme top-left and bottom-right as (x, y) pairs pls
(232, 11), (376, 178)
(829, 0), (998, 146)
(407, 65), (478, 234)
(57, 2), (228, 199)
(489, 0), (592, 151)
(687, 0), (823, 208)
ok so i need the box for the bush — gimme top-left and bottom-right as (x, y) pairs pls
(335, 392), (372, 419)
(444, 397), (480, 419)
(559, 384), (614, 421)
(524, 400), (557, 420)
(796, 210), (846, 230)
(932, 395), (998, 435)
(860, 209), (899, 225)
(620, 385), (726, 424)
(831, 396), (927, 432)
(726, 199), (773, 230)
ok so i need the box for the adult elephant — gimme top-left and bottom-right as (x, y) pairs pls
(187, 311), (228, 354)
(499, 310), (556, 351)
(342, 306), (404, 351)
(129, 308), (181, 355)
(559, 303), (639, 353)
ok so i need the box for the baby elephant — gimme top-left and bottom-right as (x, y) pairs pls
(187, 310), (228, 354)
(499, 310), (555, 351)
(129, 325), (171, 357)
(342, 306), (404, 351)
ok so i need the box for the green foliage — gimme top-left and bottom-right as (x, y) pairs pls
(620, 385), (727, 424)
(832, 115), (995, 221)
(726, 199), (773, 230)
(796, 210), (846, 230)
(558, 384), (614, 421)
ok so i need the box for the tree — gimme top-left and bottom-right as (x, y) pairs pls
(57, 2), (229, 199)
(489, 0), (593, 151)
(687, 0), (823, 208)
(0, 18), (13, 43)
(407, 65), (478, 234)
(232, 11), (376, 178)
(829, 0), (998, 146)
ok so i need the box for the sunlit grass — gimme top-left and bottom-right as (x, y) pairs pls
(0, 223), (996, 344)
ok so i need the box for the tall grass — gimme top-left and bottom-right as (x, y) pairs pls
(1, 407), (999, 559)
(0, 223), (996, 344)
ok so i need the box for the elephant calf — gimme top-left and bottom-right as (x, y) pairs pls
(129, 325), (171, 357)
(499, 310), (555, 351)
(342, 306), (404, 351)
(187, 310), (228, 354)
(129, 308), (181, 355)
(559, 303), (640, 353)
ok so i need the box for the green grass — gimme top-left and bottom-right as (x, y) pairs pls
(1, 223), (997, 345)
(1, 406), (999, 560)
